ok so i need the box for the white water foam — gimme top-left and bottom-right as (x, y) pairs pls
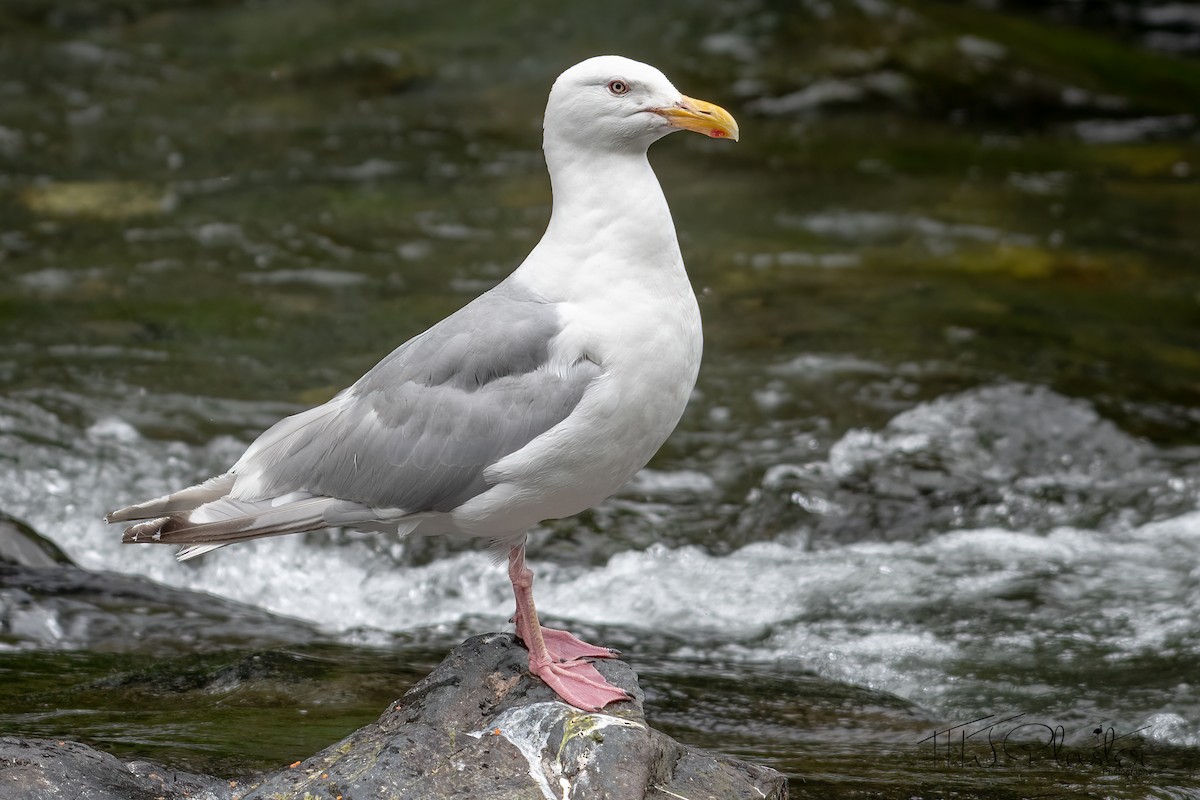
(4, 386), (1199, 744)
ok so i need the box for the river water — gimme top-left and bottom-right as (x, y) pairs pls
(3, 1), (1200, 797)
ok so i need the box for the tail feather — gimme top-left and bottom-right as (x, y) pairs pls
(121, 495), (337, 547)
(176, 543), (226, 561)
(112, 471), (427, 560)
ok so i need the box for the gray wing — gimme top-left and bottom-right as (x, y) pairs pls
(231, 281), (601, 512)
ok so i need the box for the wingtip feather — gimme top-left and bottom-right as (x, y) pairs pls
(107, 474), (237, 525)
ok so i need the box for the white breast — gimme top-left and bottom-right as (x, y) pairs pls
(442, 134), (703, 541)
(447, 249), (702, 540)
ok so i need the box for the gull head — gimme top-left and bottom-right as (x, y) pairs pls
(544, 55), (739, 156)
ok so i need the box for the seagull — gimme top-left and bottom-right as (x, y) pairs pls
(107, 55), (738, 711)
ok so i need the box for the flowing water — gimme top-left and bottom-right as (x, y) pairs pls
(3, 1), (1200, 797)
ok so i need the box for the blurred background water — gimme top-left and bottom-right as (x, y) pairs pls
(2, 1), (1200, 797)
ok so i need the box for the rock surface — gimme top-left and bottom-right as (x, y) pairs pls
(0, 560), (321, 654)
(1, 509), (322, 654)
(0, 633), (789, 799)
(0, 737), (226, 800)
(0, 512), (72, 569)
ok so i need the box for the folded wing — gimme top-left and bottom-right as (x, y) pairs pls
(108, 281), (602, 555)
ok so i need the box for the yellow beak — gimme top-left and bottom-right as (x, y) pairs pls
(656, 95), (740, 142)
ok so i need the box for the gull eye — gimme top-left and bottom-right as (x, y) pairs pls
(607, 79), (630, 96)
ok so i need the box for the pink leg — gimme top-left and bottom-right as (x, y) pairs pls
(507, 542), (630, 711)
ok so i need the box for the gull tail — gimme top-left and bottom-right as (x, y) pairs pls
(109, 475), (337, 561)
(109, 476), (423, 561)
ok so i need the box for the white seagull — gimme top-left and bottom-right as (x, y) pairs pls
(108, 55), (739, 711)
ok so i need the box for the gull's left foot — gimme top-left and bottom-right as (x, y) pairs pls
(527, 654), (632, 711)
(507, 543), (629, 710)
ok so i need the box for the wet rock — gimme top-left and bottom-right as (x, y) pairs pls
(0, 513), (72, 568)
(0, 634), (789, 800)
(240, 633), (787, 800)
(0, 561), (320, 654)
(743, 383), (1191, 545)
(0, 737), (225, 800)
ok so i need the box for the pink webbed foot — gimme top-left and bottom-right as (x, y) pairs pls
(538, 626), (620, 663)
(527, 654), (632, 712)
(506, 542), (631, 711)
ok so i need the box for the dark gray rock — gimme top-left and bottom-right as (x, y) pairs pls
(240, 633), (787, 800)
(0, 513), (72, 568)
(0, 634), (789, 800)
(0, 561), (320, 654)
(0, 511), (318, 654)
(0, 736), (227, 800)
